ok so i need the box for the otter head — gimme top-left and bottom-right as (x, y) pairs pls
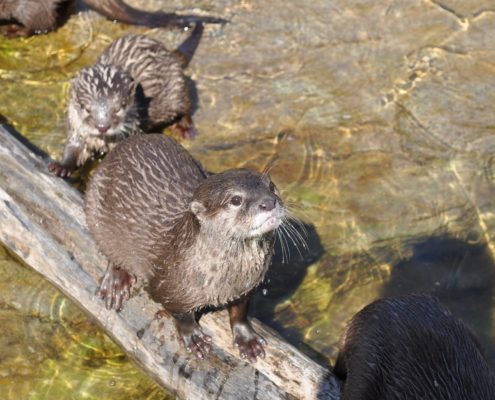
(71, 64), (138, 139)
(190, 169), (285, 240)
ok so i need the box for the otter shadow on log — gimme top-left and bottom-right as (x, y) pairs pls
(381, 235), (495, 366)
(250, 221), (328, 363)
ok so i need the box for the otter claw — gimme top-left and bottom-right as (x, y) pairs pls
(96, 265), (135, 311)
(233, 324), (266, 363)
(48, 161), (74, 178)
(183, 331), (212, 359)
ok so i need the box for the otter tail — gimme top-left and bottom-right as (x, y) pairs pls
(83, 0), (226, 30)
(173, 22), (204, 68)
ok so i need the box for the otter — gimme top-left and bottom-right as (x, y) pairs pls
(0, 0), (224, 37)
(84, 134), (286, 362)
(48, 23), (201, 177)
(334, 294), (495, 400)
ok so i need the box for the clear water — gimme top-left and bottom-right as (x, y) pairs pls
(1, 0), (495, 398)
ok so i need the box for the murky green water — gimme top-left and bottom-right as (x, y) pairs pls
(2, 0), (495, 398)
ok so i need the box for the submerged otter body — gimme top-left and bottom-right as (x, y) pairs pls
(49, 24), (201, 177)
(85, 134), (286, 361)
(0, 0), (224, 37)
(334, 294), (495, 400)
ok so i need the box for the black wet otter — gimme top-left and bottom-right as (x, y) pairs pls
(0, 0), (224, 37)
(334, 294), (495, 399)
(48, 23), (202, 177)
(84, 134), (287, 362)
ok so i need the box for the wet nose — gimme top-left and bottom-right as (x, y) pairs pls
(259, 198), (276, 212)
(96, 124), (110, 133)
(97, 124), (110, 134)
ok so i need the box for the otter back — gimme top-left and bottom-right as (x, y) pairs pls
(334, 294), (495, 400)
(85, 134), (206, 278)
(97, 34), (190, 130)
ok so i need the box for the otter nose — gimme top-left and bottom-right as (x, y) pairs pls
(259, 198), (276, 212)
(97, 124), (110, 134)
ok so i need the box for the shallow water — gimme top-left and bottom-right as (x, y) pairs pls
(1, 0), (495, 398)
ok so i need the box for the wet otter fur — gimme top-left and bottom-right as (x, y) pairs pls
(84, 134), (286, 361)
(0, 0), (224, 37)
(334, 294), (495, 400)
(48, 23), (202, 177)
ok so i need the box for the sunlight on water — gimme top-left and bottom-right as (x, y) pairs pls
(0, 246), (170, 399)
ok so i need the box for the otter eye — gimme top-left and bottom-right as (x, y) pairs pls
(269, 182), (275, 192)
(230, 196), (243, 206)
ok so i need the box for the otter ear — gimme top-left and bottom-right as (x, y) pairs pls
(190, 200), (206, 217)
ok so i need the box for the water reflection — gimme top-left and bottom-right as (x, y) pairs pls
(383, 236), (495, 364)
(0, 247), (170, 399)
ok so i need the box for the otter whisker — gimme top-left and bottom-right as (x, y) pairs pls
(278, 223), (304, 260)
(281, 229), (291, 264)
(283, 201), (309, 217)
(275, 228), (289, 264)
(285, 220), (309, 252)
(281, 212), (308, 248)
(261, 159), (278, 180)
(284, 212), (308, 238)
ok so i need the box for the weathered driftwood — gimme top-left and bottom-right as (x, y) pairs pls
(0, 124), (341, 400)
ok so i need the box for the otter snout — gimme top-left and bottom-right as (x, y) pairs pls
(249, 197), (284, 237)
(93, 101), (113, 135)
(259, 197), (276, 212)
(97, 123), (111, 134)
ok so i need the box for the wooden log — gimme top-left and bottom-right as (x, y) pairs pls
(0, 124), (341, 400)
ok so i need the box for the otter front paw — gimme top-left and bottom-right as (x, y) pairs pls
(48, 161), (75, 178)
(232, 323), (266, 363)
(181, 328), (212, 359)
(171, 312), (212, 359)
(96, 265), (135, 311)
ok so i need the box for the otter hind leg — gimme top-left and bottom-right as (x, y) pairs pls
(170, 114), (197, 139)
(96, 264), (136, 311)
(228, 298), (266, 363)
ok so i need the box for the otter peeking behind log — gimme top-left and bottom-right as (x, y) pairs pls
(48, 23), (202, 177)
(84, 134), (289, 362)
(0, 0), (225, 37)
(334, 294), (495, 400)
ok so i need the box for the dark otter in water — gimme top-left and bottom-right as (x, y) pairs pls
(334, 294), (495, 400)
(48, 23), (201, 177)
(84, 134), (286, 362)
(0, 0), (224, 37)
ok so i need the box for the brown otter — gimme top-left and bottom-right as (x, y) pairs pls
(48, 23), (201, 177)
(334, 294), (495, 399)
(84, 134), (286, 362)
(0, 0), (224, 37)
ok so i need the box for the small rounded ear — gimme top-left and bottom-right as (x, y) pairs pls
(190, 200), (206, 217)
